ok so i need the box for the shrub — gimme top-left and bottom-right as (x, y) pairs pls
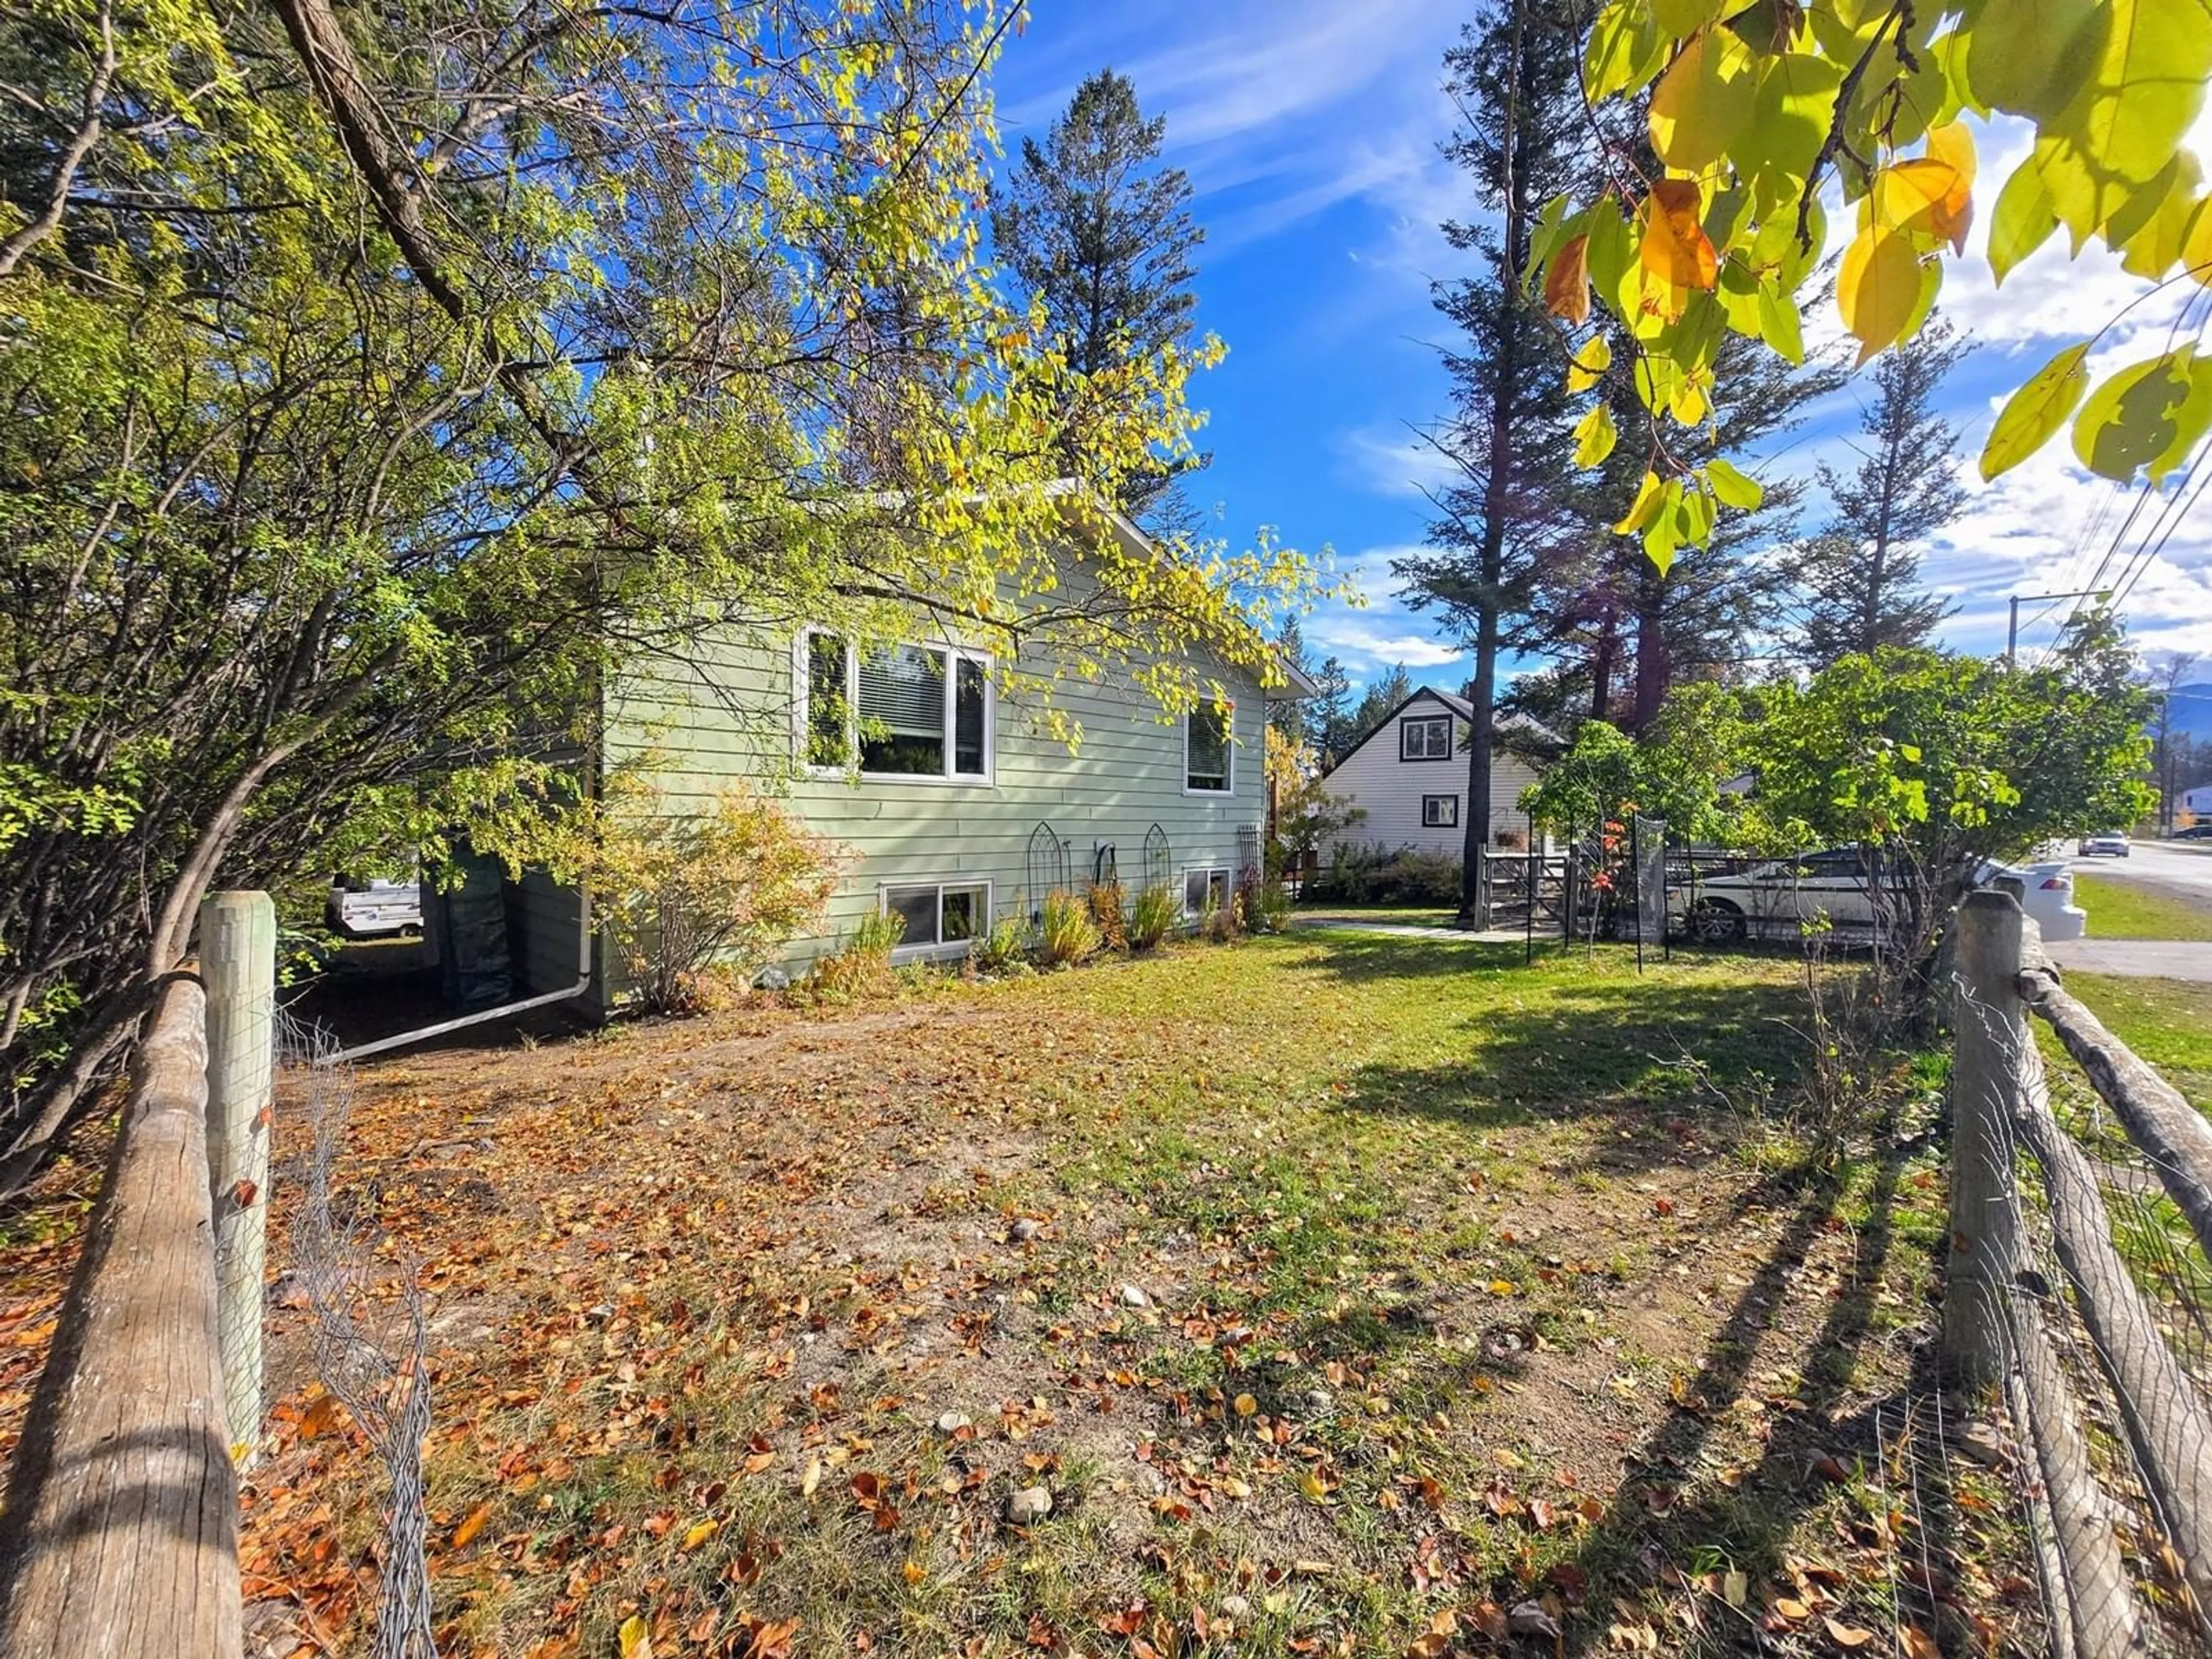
(1309, 844), (1462, 906)
(973, 911), (1031, 974)
(1088, 880), (1128, 951)
(1254, 878), (1293, 934)
(1039, 888), (1101, 966)
(1128, 883), (1177, 950)
(810, 908), (903, 1002)
(1206, 891), (1245, 943)
(582, 778), (840, 1013)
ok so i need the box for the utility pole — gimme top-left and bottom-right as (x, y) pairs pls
(2006, 589), (2111, 664)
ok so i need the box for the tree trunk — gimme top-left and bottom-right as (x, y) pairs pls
(1628, 562), (1669, 735)
(1455, 0), (1532, 930)
(0, 976), (239, 1659)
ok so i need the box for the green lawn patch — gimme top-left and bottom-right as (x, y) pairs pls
(2073, 872), (2212, 941)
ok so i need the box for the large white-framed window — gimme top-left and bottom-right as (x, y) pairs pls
(800, 631), (993, 783)
(1184, 702), (1234, 794)
(1422, 793), (1459, 828)
(1400, 714), (1454, 761)
(1183, 866), (1230, 915)
(880, 880), (992, 958)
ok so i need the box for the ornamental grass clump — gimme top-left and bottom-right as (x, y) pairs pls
(1038, 889), (1101, 967)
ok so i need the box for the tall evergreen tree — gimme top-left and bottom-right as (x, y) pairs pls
(991, 70), (1207, 534)
(1787, 318), (1967, 668)
(1395, 0), (1593, 925)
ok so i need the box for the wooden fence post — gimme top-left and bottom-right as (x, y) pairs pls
(0, 977), (240, 1658)
(201, 890), (275, 1464)
(1945, 890), (2024, 1386)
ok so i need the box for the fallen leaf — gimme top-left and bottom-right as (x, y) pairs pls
(618, 1615), (653, 1659)
(450, 1502), (491, 1551)
(680, 1518), (718, 1552)
(1825, 1617), (1874, 1649)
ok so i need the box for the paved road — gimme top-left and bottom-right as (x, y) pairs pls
(2075, 838), (2212, 907)
(2046, 937), (2212, 982)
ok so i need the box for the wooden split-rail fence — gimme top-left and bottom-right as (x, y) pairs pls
(1949, 889), (2212, 1656)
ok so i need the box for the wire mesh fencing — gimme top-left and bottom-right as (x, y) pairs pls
(276, 1011), (440, 1659)
(1949, 893), (2212, 1657)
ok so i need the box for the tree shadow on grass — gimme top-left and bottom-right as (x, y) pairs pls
(1543, 1142), (1965, 1653)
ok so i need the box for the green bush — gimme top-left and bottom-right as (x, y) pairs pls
(1128, 883), (1177, 950)
(973, 911), (1031, 974)
(1254, 878), (1293, 934)
(1309, 844), (1462, 905)
(1038, 889), (1101, 966)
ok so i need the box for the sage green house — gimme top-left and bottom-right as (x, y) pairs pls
(500, 525), (1296, 1009)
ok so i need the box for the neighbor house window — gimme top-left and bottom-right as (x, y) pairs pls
(1422, 793), (1459, 828)
(801, 632), (991, 782)
(1185, 703), (1233, 793)
(1184, 867), (1230, 914)
(881, 881), (990, 953)
(1401, 714), (1453, 760)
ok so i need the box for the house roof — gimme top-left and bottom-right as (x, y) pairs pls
(1323, 685), (1559, 777)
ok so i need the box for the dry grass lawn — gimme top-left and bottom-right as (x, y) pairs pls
(2, 931), (2038, 1658)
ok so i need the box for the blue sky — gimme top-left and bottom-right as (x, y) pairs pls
(991, 1), (2212, 695)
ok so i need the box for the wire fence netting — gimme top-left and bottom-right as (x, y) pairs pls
(272, 1010), (439, 1659)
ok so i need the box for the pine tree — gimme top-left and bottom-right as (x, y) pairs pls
(1521, 293), (1844, 736)
(1787, 318), (1967, 668)
(1395, 0), (1594, 924)
(990, 70), (1206, 533)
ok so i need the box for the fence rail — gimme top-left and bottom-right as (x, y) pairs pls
(0, 976), (240, 1659)
(1949, 890), (2212, 1656)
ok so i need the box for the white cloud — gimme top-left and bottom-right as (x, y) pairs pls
(1309, 618), (1465, 670)
(1919, 451), (2212, 658)
(1338, 423), (1460, 502)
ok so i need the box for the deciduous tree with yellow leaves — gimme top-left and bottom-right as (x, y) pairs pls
(1536, 0), (2212, 569)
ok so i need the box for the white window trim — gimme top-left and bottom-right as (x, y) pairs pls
(1422, 793), (1460, 828)
(1183, 702), (1236, 797)
(1400, 714), (1454, 762)
(879, 878), (994, 961)
(1181, 865), (1231, 915)
(796, 630), (995, 787)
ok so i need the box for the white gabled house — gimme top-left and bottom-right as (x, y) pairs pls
(1316, 687), (1555, 859)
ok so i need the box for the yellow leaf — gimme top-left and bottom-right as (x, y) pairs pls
(681, 1518), (718, 1552)
(1615, 471), (1665, 535)
(1488, 1278), (1519, 1297)
(902, 1558), (927, 1585)
(1569, 334), (1612, 392)
(1873, 158), (1967, 246)
(1836, 228), (1922, 363)
(1639, 179), (1719, 295)
(1233, 1392), (1258, 1416)
(618, 1614), (654, 1659)
(801, 1455), (822, 1498)
(1649, 28), (1757, 173)
(1545, 234), (1593, 324)
(1824, 1618), (1874, 1649)
(450, 1501), (492, 1551)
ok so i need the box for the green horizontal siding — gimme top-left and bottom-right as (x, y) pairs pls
(600, 616), (1269, 975)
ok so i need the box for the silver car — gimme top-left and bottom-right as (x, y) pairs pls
(2077, 831), (2130, 858)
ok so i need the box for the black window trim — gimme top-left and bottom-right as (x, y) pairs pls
(1400, 713), (1455, 762)
(1422, 792), (1460, 828)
